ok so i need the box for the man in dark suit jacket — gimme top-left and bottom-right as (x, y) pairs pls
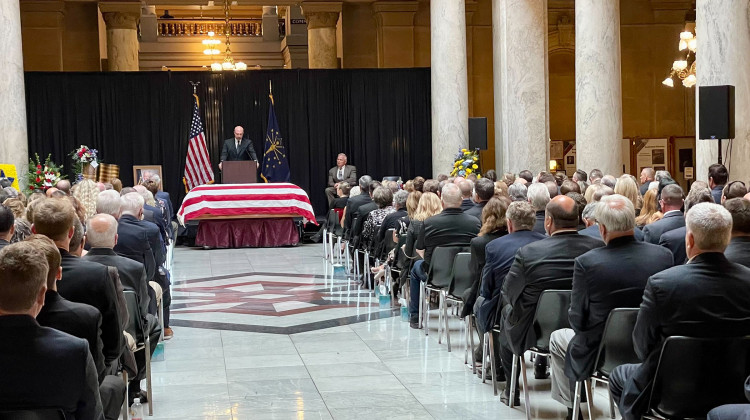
(708, 163), (729, 204)
(408, 183), (481, 327)
(465, 178), (495, 221)
(0, 205), (13, 251)
(610, 203), (750, 420)
(639, 168), (654, 197)
(349, 181), (380, 248)
(458, 180), (475, 212)
(724, 197), (750, 268)
(643, 183), (685, 244)
(219, 125), (258, 173)
(31, 198), (123, 370)
(83, 214), (162, 404)
(527, 183), (551, 235)
(659, 187), (714, 264)
(545, 196), (673, 418)
(0, 242), (104, 419)
(325, 153), (358, 207)
(29, 235), (125, 420)
(343, 175), (373, 235)
(498, 195), (604, 404)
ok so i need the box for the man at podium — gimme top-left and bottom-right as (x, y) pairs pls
(219, 126), (258, 171)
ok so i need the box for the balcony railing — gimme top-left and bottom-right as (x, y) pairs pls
(158, 18), (263, 37)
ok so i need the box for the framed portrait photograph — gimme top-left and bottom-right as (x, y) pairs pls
(133, 165), (163, 186)
(566, 155), (575, 165)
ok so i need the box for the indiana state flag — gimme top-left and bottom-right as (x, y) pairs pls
(260, 93), (290, 183)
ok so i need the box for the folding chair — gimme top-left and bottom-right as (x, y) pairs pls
(123, 290), (153, 416)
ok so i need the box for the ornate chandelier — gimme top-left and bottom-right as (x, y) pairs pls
(662, 29), (696, 88)
(210, 0), (246, 71)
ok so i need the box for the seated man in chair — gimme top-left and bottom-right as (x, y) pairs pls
(325, 153), (357, 207)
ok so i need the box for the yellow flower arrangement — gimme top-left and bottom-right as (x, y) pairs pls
(450, 147), (481, 178)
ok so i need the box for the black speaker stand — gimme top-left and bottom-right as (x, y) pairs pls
(718, 139), (723, 165)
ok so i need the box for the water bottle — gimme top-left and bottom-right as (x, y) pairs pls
(131, 398), (144, 420)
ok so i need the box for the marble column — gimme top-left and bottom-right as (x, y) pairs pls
(575, 0), (623, 176)
(281, 6), (309, 68)
(695, 0), (750, 183)
(0, 0), (29, 187)
(100, 3), (140, 71)
(302, 2), (341, 69)
(431, 0), (469, 176)
(492, 0), (549, 174)
(262, 6), (280, 42)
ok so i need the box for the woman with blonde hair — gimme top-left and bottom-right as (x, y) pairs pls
(635, 188), (663, 228)
(72, 179), (99, 222)
(403, 192), (441, 260)
(614, 175), (643, 214)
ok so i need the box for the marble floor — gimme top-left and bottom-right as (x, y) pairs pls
(145, 243), (621, 420)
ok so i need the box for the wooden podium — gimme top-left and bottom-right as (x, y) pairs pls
(222, 161), (257, 184)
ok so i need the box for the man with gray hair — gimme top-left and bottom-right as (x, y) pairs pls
(326, 153), (357, 207)
(527, 183), (551, 234)
(508, 182), (527, 202)
(408, 183), (480, 329)
(83, 214), (162, 404)
(577, 203), (600, 240)
(643, 183), (684, 244)
(610, 203), (750, 420)
(548, 195), (673, 419)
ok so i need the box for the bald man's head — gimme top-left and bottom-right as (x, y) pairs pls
(45, 187), (59, 198)
(458, 181), (473, 199)
(233, 126), (244, 140)
(545, 195), (580, 232)
(85, 213), (118, 248)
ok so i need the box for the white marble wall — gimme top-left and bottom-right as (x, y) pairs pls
(493, 0), (549, 174)
(431, 0), (469, 177)
(696, 0), (750, 183)
(0, 0), (29, 186)
(575, 0), (623, 176)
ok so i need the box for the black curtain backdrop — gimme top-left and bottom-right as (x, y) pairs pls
(25, 69), (432, 216)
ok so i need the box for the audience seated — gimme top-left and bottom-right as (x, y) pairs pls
(402, 193), (441, 262)
(518, 170), (534, 184)
(83, 213), (161, 405)
(330, 181), (350, 213)
(408, 183), (480, 328)
(527, 183), (550, 234)
(589, 169), (603, 184)
(614, 175), (642, 215)
(73, 179), (100, 222)
(135, 185), (170, 246)
(658, 186), (714, 264)
(642, 184), (684, 244)
(565, 192), (588, 231)
(560, 180), (580, 196)
(375, 190), (408, 251)
(349, 181), (381, 248)
(601, 175), (617, 189)
(508, 182), (527, 202)
(0, 242), (105, 419)
(639, 167), (655, 196)
(609, 203), (750, 420)
(724, 198), (750, 268)
(572, 169), (587, 184)
(465, 178), (496, 221)
(722, 181), (748, 203)
(498, 195), (604, 404)
(31, 235), (125, 420)
(361, 186), (395, 248)
(578, 203), (600, 240)
(545, 181), (559, 199)
(548, 195), (673, 419)
(31, 198), (124, 372)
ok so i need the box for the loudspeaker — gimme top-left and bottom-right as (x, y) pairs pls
(469, 117), (488, 150)
(699, 85), (735, 140)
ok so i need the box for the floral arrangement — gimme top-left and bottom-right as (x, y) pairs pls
(451, 148), (481, 178)
(27, 153), (64, 192)
(69, 145), (98, 180)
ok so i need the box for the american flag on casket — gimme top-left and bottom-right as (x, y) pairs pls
(177, 183), (317, 225)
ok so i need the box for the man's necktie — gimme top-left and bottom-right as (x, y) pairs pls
(338, 167), (343, 180)
(235, 140), (240, 151)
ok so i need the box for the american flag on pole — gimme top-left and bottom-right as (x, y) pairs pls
(184, 94), (214, 190)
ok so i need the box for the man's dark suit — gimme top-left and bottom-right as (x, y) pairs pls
(350, 201), (378, 248)
(220, 137), (257, 162)
(37, 290), (105, 381)
(726, 237), (750, 268)
(712, 185), (725, 204)
(461, 198), (475, 212)
(639, 182), (650, 197)
(0, 238), (9, 250)
(611, 253), (750, 420)
(36, 292), (126, 420)
(0, 315), (103, 419)
(464, 201), (486, 221)
(658, 226), (687, 265)
(501, 231), (604, 355)
(476, 230), (545, 333)
(57, 249), (123, 366)
(120, 215), (165, 269)
(564, 237), (674, 381)
(144, 203), (169, 245)
(114, 219), (156, 282)
(84, 248), (150, 318)
(343, 193), (372, 234)
(155, 190), (174, 219)
(642, 211), (685, 244)
(374, 209), (407, 257)
(578, 225), (601, 240)
(532, 210), (547, 234)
